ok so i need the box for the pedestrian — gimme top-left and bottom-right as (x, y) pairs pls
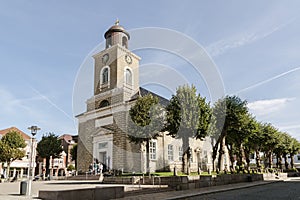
(99, 163), (103, 174)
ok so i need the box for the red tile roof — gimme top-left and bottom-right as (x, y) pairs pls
(0, 127), (31, 140)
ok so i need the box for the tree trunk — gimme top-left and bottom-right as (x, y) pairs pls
(6, 162), (11, 180)
(212, 142), (219, 172)
(255, 149), (261, 168)
(283, 154), (288, 170)
(217, 137), (226, 172)
(237, 143), (245, 170)
(244, 148), (251, 172)
(290, 154), (295, 169)
(268, 151), (273, 168)
(227, 144), (235, 173)
(46, 157), (50, 177)
(182, 136), (190, 175)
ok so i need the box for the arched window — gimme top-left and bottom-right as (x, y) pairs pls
(106, 36), (112, 48)
(125, 68), (132, 85)
(122, 36), (128, 48)
(99, 100), (110, 108)
(101, 66), (110, 85)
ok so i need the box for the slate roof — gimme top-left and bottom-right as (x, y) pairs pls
(130, 87), (170, 106)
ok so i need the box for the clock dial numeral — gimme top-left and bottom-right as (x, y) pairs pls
(125, 55), (132, 64)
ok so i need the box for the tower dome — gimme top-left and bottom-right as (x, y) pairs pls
(104, 20), (130, 49)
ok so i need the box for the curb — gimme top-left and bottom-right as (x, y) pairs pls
(165, 180), (282, 200)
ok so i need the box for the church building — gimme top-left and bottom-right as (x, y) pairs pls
(76, 21), (214, 174)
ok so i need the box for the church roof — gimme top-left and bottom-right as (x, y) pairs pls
(0, 127), (31, 140)
(130, 87), (170, 106)
(104, 20), (130, 39)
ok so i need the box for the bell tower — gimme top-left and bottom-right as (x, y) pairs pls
(77, 20), (142, 173)
(91, 20), (140, 109)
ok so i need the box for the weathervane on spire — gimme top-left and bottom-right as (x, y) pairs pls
(115, 18), (119, 25)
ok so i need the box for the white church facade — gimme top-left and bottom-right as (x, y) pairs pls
(76, 21), (214, 174)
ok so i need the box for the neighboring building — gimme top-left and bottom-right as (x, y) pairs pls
(0, 127), (37, 179)
(59, 134), (78, 168)
(37, 134), (77, 178)
(76, 21), (214, 173)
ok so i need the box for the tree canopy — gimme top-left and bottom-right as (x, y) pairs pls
(164, 85), (212, 174)
(37, 133), (62, 177)
(0, 131), (26, 179)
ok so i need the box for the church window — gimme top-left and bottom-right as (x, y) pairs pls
(125, 68), (132, 85)
(149, 141), (157, 160)
(101, 66), (110, 85)
(99, 100), (110, 108)
(106, 36), (112, 48)
(179, 146), (183, 161)
(168, 144), (173, 161)
(122, 36), (128, 48)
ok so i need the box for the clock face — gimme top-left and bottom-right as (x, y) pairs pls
(125, 55), (132, 64)
(102, 53), (109, 64)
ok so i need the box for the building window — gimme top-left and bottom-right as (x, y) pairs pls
(122, 36), (128, 48)
(106, 36), (112, 48)
(98, 142), (108, 149)
(125, 68), (132, 85)
(149, 141), (157, 160)
(101, 66), (110, 85)
(168, 144), (173, 161)
(297, 155), (300, 161)
(179, 146), (183, 161)
(189, 148), (193, 163)
(99, 100), (110, 108)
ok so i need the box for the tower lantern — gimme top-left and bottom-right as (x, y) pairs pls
(104, 20), (130, 49)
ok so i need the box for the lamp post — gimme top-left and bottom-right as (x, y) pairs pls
(27, 125), (40, 196)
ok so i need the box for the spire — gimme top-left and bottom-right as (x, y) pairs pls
(115, 18), (119, 26)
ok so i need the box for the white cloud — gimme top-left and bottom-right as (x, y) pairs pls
(248, 98), (295, 116)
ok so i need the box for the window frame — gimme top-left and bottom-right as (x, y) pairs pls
(124, 67), (133, 86)
(149, 140), (157, 160)
(168, 144), (174, 161)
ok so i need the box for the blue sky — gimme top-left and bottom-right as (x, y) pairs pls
(1, 0), (300, 141)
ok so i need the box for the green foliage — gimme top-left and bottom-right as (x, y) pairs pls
(164, 85), (212, 174)
(70, 144), (77, 170)
(127, 94), (164, 143)
(0, 131), (26, 164)
(212, 95), (249, 170)
(37, 133), (62, 176)
(70, 144), (77, 161)
(67, 164), (75, 171)
(0, 131), (26, 179)
(164, 84), (212, 140)
(37, 133), (62, 159)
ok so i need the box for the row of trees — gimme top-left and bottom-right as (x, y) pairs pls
(128, 84), (300, 174)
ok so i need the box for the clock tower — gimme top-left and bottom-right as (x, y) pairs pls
(77, 21), (142, 173)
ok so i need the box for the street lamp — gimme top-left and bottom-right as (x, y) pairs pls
(27, 125), (40, 196)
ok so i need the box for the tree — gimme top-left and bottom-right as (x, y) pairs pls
(0, 131), (26, 179)
(37, 133), (62, 177)
(127, 94), (164, 174)
(289, 138), (300, 169)
(164, 85), (212, 174)
(260, 123), (279, 168)
(212, 95), (248, 172)
(70, 144), (77, 169)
